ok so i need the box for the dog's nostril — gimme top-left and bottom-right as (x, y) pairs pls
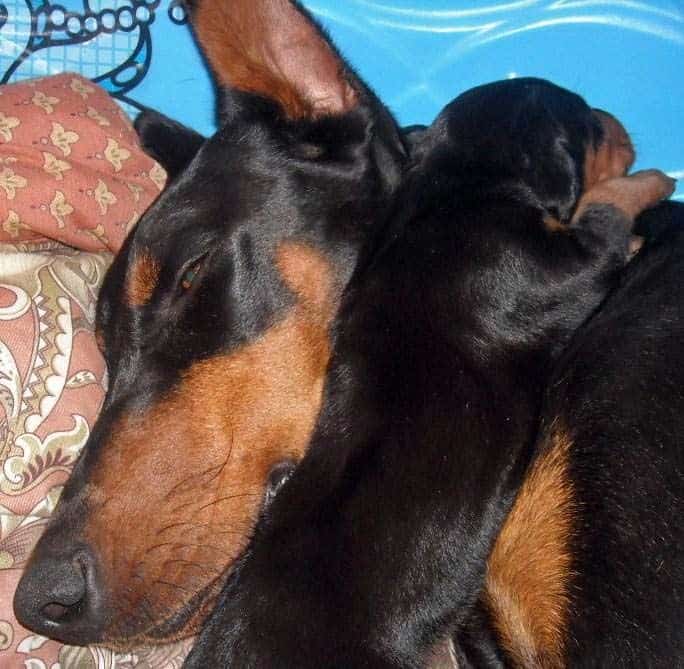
(33, 559), (87, 623)
(42, 601), (72, 621)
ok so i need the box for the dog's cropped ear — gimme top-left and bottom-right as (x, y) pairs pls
(134, 108), (205, 180)
(186, 0), (359, 121)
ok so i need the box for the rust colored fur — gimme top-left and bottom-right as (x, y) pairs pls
(486, 427), (575, 669)
(574, 114), (672, 224)
(126, 250), (160, 306)
(83, 244), (334, 642)
(574, 170), (675, 223)
(481, 113), (663, 666)
(11, 0), (406, 648)
(277, 242), (339, 326)
(584, 111), (635, 189)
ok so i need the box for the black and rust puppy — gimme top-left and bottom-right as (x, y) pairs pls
(183, 79), (675, 667)
(475, 200), (684, 667)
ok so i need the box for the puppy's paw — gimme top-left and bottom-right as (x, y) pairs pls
(574, 169), (676, 223)
(621, 169), (677, 214)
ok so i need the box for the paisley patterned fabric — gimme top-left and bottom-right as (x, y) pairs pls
(0, 75), (192, 668)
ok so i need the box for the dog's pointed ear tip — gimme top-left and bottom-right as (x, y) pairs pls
(133, 108), (204, 141)
(131, 107), (206, 177)
(185, 0), (364, 121)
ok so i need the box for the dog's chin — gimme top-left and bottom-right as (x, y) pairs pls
(102, 488), (277, 651)
(101, 576), (225, 651)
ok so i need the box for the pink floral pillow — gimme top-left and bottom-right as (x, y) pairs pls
(0, 73), (165, 252)
(0, 76), (193, 668)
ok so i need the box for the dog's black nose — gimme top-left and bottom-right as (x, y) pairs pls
(13, 545), (105, 645)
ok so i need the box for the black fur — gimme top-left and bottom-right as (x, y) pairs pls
(549, 201), (684, 666)
(13, 0), (678, 657)
(183, 79), (658, 668)
(133, 107), (205, 181)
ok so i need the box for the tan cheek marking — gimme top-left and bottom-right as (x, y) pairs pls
(584, 111), (635, 190)
(83, 244), (335, 643)
(193, 1), (357, 119)
(276, 241), (338, 326)
(126, 250), (160, 306)
(485, 426), (575, 669)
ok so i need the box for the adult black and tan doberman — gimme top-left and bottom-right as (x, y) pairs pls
(13, 0), (678, 666)
(15, 0), (410, 647)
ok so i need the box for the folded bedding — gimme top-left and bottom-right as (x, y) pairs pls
(0, 73), (193, 669)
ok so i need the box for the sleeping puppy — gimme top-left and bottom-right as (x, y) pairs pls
(471, 200), (684, 667)
(183, 79), (675, 668)
(457, 201), (684, 668)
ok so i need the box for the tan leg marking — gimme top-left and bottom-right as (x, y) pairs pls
(574, 169), (676, 223)
(485, 427), (575, 669)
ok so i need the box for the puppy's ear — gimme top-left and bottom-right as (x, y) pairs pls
(134, 108), (205, 180)
(187, 0), (359, 120)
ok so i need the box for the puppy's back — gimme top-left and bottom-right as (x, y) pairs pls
(486, 202), (684, 667)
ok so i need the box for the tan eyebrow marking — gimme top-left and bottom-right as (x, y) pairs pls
(126, 250), (161, 307)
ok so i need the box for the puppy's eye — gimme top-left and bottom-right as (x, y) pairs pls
(180, 260), (202, 292)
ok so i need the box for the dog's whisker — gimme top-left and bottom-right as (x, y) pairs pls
(193, 492), (261, 514)
(161, 557), (220, 572)
(164, 454), (234, 501)
(153, 579), (193, 594)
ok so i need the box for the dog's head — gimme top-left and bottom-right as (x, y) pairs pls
(417, 78), (635, 223)
(14, 0), (406, 647)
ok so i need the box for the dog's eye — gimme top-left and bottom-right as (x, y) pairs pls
(180, 260), (202, 292)
(263, 460), (297, 509)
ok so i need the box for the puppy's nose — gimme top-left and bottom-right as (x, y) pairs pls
(13, 545), (106, 645)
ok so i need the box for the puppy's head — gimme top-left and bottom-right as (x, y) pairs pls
(14, 0), (406, 647)
(425, 78), (634, 221)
